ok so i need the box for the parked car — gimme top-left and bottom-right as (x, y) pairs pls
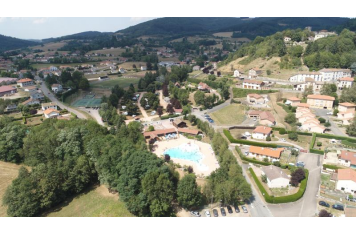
(241, 136), (247, 139)
(326, 112), (332, 115)
(346, 196), (356, 202)
(296, 161), (305, 168)
(332, 204), (344, 211)
(319, 201), (330, 207)
(220, 207), (226, 216)
(280, 138), (286, 142)
(213, 209), (219, 217)
(190, 211), (201, 217)
(241, 206), (248, 213)
(205, 210), (211, 217)
(234, 205), (240, 213)
(227, 205), (233, 214)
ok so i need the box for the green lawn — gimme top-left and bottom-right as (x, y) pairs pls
(233, 88), (277, 98)
(321, 174), (336, 190)
(31, 62), (96, 69)
(46, 185), (133, 217)
(91, 77), (140, 89)
(210, 104), (247, 125)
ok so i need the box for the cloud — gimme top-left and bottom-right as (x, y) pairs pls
(33, 18), (47, 24)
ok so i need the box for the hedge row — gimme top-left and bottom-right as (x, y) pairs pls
(341, 140), (356, 148)
(315, 133), (356, 143)
(310, 133), (317, 149)
(310, 149), (324, 155)
(160, 114), (180, 120)
(235, 146), (272, 166)
(249, 168), (309, 204)
(323, 164), (343, 170)
(187, 78), (220, 89)
(12, 114), (42, 121)
(223, 130), (278, 148)
(272, 127), (312, 136)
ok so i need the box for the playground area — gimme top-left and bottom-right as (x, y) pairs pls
(72, 94), (102, 108)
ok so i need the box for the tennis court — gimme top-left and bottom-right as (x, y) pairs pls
(72, 97), (102, 107)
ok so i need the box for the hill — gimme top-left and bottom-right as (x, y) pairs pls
(42, 31), (113, 43)
(0, 34), (39, 52)
(117, 17), (349, 39)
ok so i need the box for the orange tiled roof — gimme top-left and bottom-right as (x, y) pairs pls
(338, 169), (356, 183)
(339, 150), (356, 165)
(43, 108), (59, 115)
(249, 146), (284, 159)
(339, 102), (356, 107)
(339, 77), (354, 82)
(307, 94), (335, 101)
(17, 78), (33, 83)
(253, 126), (272, 134)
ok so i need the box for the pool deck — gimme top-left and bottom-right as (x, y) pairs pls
(153, 136), (219, 177)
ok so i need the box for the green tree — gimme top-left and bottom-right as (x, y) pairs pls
(285, 113), (297, 124)
(177, 174), (202, 210)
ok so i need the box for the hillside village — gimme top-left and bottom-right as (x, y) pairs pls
(1, 17), (356, 219)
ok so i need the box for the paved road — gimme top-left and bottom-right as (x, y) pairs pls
(79, 107), (104, 126)
(229, 146), (273, 217)
(267, 153), (321, 217)
(40, 83), (88, 120)
(313, 108), (347, 137)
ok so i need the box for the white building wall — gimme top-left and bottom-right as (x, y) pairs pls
(336, 180), (356, 193)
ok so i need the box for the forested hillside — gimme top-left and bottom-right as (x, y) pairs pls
(0, 34), (38, 52)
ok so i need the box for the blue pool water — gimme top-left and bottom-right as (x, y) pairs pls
(164, 143), (203, 163)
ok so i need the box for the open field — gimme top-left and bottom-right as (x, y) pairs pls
(91, 77), (140, 89)
(213, 32), (233, 38)
(31, 62), (93, 69)
(88, 48), (126, 56)
(26, 116), (43, 126)
(0, 161), (22, 217)
(219, 56), (309, 79)
(30, 42), (67, 51)
(210, 104), (247, 125)
(46, 185), (133, 217)
(117, 62), (146, 70)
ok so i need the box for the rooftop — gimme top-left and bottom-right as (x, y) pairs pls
(253, 126), (272, 134)
(248, 93), (263, 99)
(307, 94), (335, 101)
(339, 102), (356, 108)
(338, 169), (356, 183)
(261, 165), (289, 181)
(243, 79), (264, 85)
(17, 78), (33, 83)
(339, 150), (356, 165)
(249, 146), (284, 159)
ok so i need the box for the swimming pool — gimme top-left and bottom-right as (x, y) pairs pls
(164, 143), (203, 163)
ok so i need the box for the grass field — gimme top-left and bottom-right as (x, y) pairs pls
(0, 161), (22, 217)
(31, 62), (92, 69)
(88, 48), (126, 56)
(213, 32), (233, 38)
(210, 104), (247, 125)
(30, 42), (67, 51)
(46, 185), (133, 217)
(233, 88), (277, 98)
(91, 77), (140, 89)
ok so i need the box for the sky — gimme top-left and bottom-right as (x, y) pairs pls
(0, 17), (157, 40)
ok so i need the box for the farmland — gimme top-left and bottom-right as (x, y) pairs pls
(0, 161), (22, 217)
(30, 41), (67, 51)
(45, 185), (133, 217)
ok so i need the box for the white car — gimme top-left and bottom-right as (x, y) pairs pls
(327, 112), (332, 115)
(280, 138), (286, 142)
(205, 210), (211, 217)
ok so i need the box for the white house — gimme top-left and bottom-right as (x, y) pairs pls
(252, 126), (272, 140)
(43, 108), (60, 119)
(338, 150), (356, 169)
(289, 72), (322, 83)
(119, 68), (125, 74)
(42, 102), (58, 111)
(21, 98), (40, 106)
(338, 77), (354, 90)
(248, 68), (262, 78)
(336, 169), (356, 194)
(233, 70), (241, 78)
(314, 31), (336, 41)
(242, 79), (264, 90)
(337, 102), (356, 125)
(319, 68), (352, 82)
(51, 84), (63, 93)
(141, 66), (147, 71)
(261, 165), (290, 188)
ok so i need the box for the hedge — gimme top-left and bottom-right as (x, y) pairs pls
(315, 133), (356, 143)
(323, 164), (343, 170)
(235, 146), (271, 166)
(249, 168), (309, 204)
(160, 114), (180, 120)
(310, 133), (317, 149)
(187, 78), (220, 89)
(272, 127), (312, 136)
(223, 130), (278, 148)
(310, 149), (324, 155)
(341, 140), (356, 148)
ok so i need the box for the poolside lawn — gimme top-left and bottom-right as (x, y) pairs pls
(210, 104), (246, 125)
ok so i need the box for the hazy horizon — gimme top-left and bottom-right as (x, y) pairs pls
(0, 17), (157, 40)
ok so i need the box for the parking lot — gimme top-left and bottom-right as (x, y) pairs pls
(189, 205), (251, 217)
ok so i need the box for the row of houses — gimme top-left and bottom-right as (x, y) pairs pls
(289, 68), (352, 83)
(295, 103), (326, 133)
(293, 77), (353, 92)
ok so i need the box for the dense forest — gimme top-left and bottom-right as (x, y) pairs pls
(0, 34), (38, 52)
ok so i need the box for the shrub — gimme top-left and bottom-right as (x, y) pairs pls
(310, 149), (324, 155)
(224, 130), (278, 148)
(266, 136), (271, 141)
(288, 132), (298, 141)
(317, 142), (322, 147)
(319, 209), (332, 217)
(263, 157), (269, 163)
(333, 109), (339, 116)
(261, 174), (267, 183)
(273, 161), (281, 167)
(290, 168), (306, 187)
(285, 113), (297, 124)
(164, 154), (170, 162)
(323, 164), (342, 170)
(148, 125), (155, 131)
(318, 117), (326, 123)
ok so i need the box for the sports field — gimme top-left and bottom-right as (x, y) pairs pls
(91, 77), (140, 89)
(72, 95), (102, 107)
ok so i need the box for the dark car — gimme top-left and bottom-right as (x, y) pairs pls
(240, 136), (247, 139)
(319, 201), (330, 207)
(234, 205), (240, 213)
(227, 205), (233, 214)
(332, 204), (344, 211)
(190, 211), (201, 217)
(220, 207), (226, 216)
(213, 209), (219, 217)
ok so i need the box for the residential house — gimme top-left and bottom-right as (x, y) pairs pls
(173, 108), (183, 115)
(30, 91), (44, 101)
(0, 85), (17, 97)
(43, 108), (60, 119)
(337, 102), (356, 125)
(261, 165), (290, 188)
(248, 146), (284, 162)
(172, 119), (187, 128)
(5, 104), (17, 112)
(286, 97), (301, 107)
(248, 68), (262, 78)
(307, 94), (335, 110)
(300, 121), (325, 133)
(247, 94), (265, 104)
(198, 82), (211, 92)
(252, 126), (272, 139)
(289, 72), (322, 83)
(51, 84), (63, 93)
(248, 110), (276, 126)
(22, 98), (40, 106)
(118, 68), (125, 74)
(242, 79), (264, 90)
(24, 86), (38, 93)
(233, 70), (241, 78)
(0, 77), (17, 85)
(141, 66), (147, 71)
(338, 150), (356, 168)
(192, 65), (201, 71)
(319, 68), (352, 82)
(42, 102), (58, 111)
(338, 77), (354, 90)
(336, 169), (356, 194)
(297, 103), (310, 109)
(314, 31), (336, 41)
(17, 78), (34, 87)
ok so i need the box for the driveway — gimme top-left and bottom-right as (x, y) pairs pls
(40, 82), (87, 120)
(313, 108), (347, 137)
(267, 153), (322, 217)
